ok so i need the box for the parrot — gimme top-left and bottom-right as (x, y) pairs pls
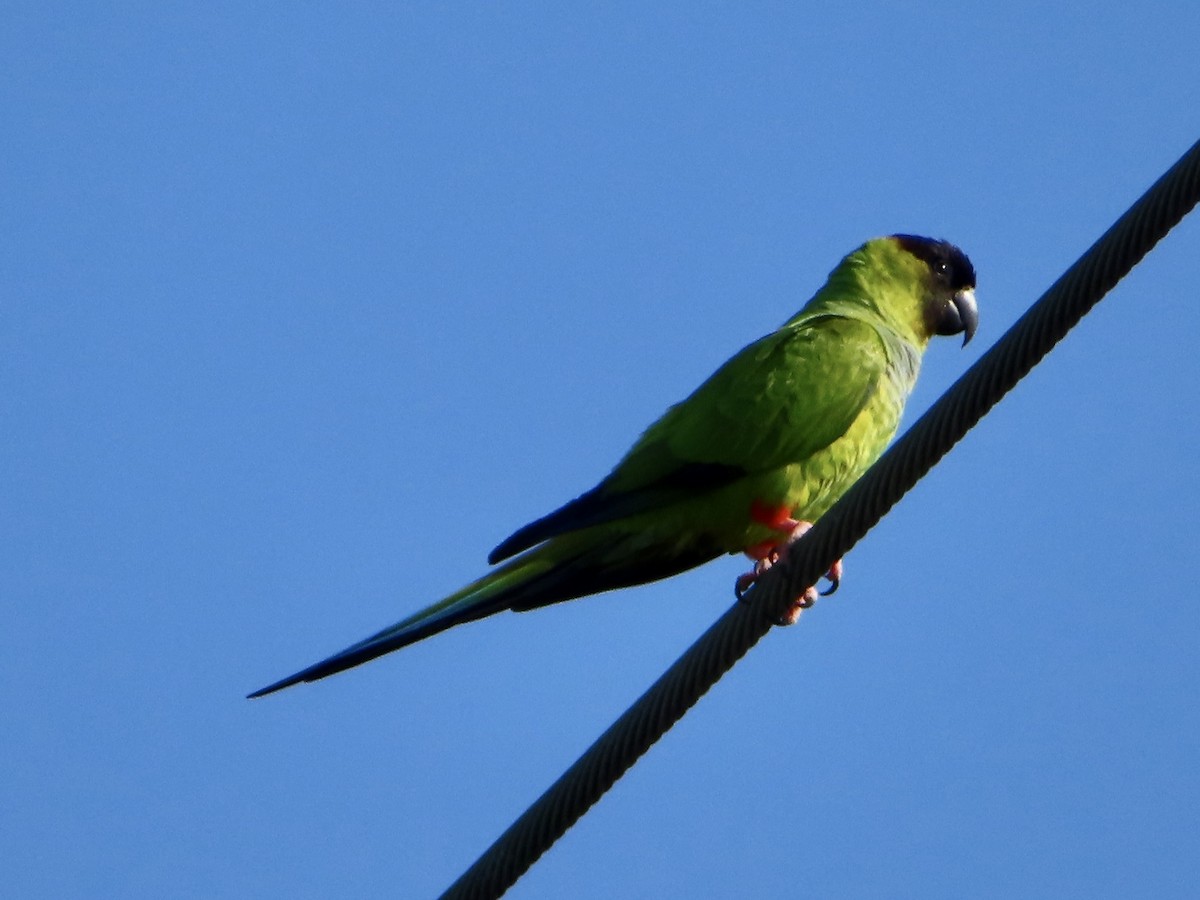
(249, 234), (977, 698)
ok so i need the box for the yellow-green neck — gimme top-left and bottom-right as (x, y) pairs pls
(790, 238), (932, 349)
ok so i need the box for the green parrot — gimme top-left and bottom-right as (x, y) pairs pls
(249, 234), (977, 698)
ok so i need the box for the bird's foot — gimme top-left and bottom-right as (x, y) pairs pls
(734, 517), (843, 625)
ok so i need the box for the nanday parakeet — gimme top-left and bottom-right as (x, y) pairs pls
(250, 235), (977, 698)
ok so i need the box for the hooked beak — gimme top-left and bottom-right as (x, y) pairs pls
(936, 287), (978, 346)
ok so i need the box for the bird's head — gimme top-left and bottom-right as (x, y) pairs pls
(888, 234), (978, 346)
(810, 235), (977, 348)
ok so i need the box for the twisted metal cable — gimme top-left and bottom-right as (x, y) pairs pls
(441, 138), (1200, 900)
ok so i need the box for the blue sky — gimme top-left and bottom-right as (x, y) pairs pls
(4, 3), (1199, 898)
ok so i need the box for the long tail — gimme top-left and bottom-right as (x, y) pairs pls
(247, 554), (556, 698)
(247, 536), (717, 698)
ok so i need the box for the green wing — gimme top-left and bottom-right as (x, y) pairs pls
(489, 316), (887, 563)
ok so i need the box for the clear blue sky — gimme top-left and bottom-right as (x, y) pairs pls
(4, 4), (1199, 898)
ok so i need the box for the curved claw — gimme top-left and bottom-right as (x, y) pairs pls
(819, 557), (844, 596)
(734, 573), (756, 602)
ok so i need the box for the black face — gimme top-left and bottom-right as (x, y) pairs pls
(892, 234), (976, 292)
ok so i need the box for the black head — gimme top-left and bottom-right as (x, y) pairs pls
(893, 234), (976, 292)
(892, 234), (978, 344)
